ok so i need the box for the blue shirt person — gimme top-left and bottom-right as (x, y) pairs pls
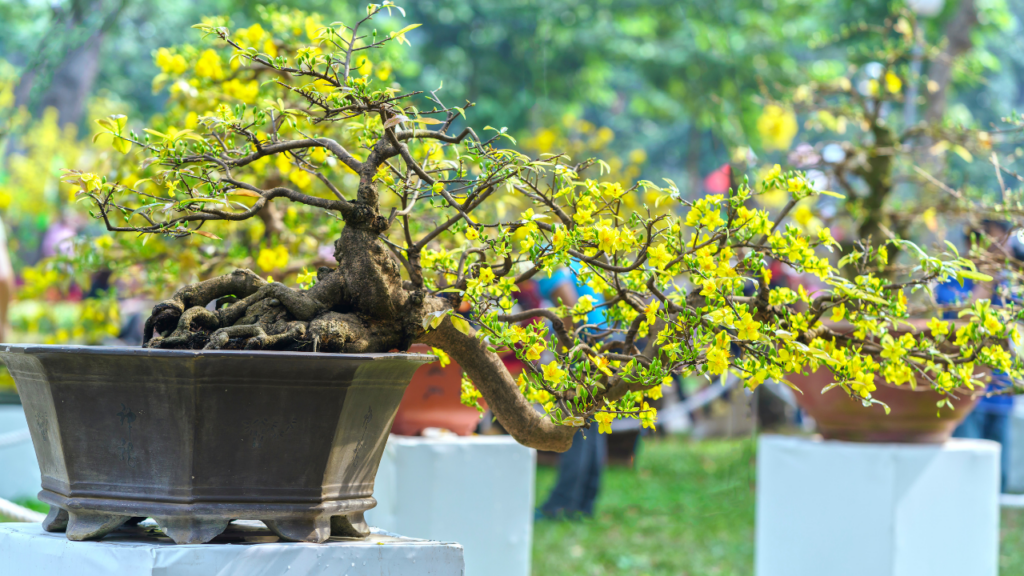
(939, 277), (1013, 490)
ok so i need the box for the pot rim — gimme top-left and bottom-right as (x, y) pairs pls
(0, 343), (436, 364)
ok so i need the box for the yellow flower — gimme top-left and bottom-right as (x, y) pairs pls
(542, 361), (566, 383)
(552, 226), (568, 250)
(706, 344), (730, 375)
(597, 223), (620, 253)
(648, 244), (673, 270)
(432, 347), (451, 368)
(884, 72), (902, 94)
(296, 267), (317, 286)
(288, 169), (312, 190)
(525, 342), (544, 361)
(305, 16), (324, 41)
(589, 354), (613, 377)
(239, 23), (266, 47)
(477, 266), (495, 285)
(257, 245), (289, 271)
(701, 208), (725, 230)
(646, 384), (663, 401)
(644, 300), (660, 325)
(155, 48), (188, 75)
(927, 317), (950, 338)
(466, 227), (480, 241)
(757, 105), (798, 151)
(222, 78), (259, 103)
(831, 303), (846, 323)
(639, 402), (657, 430)
(594, 411), (614, 434)
(460, 376), (484, 412)
(737, 313), (760, 341)
(194, 49), (224, 80)
(880, 335), (905, 360)
(983, 315), (1002, 336)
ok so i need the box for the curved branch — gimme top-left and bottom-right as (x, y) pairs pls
(418, 315), (576, 452)
(177, 138), (363, 174)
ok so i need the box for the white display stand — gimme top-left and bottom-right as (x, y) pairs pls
(1005, 397), (1024, 493)
(755, 435), (1000, 576)
(0, 404), (40, 500)
(0, 521), (464, 576)
(365, 434), (535, 576)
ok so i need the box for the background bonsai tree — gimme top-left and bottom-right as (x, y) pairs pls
(67, 3), (1023, 451)
(750, 6), (1011, 256)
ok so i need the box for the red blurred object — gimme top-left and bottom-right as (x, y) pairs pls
(391, 344), (484, 436)
(703, 164), (731, 194)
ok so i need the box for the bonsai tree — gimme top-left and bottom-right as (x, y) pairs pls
(750, 6), (1009, 254)
(65, 4), (1022, 451)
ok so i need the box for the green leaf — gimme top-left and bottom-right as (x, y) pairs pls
(450, 315), (471, 336)
(957, 270), (993, 283)
(112, 136), (132, 155)
(818, 190), (846, 199)
(951, 145), (973, 163)
(391, 23), (422, 37)
(428, 311), (447, 330)
(111, 114), (128, 132)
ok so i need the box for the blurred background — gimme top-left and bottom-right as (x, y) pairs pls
(3, 0), (1024, 574)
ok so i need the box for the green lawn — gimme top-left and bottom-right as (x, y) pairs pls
(532, 435), (1024, 576)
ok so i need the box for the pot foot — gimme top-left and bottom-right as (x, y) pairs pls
(155, 517), (229, 544)
(265, 516), (330, 543)
(41, 507), (69, 532)
(66, 511), (131, 541)
(330, 512), (370, 538)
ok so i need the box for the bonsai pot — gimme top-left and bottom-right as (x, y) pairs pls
(787, 320), (984, 443)
(0, 344), (432, 544)
(788, 368), (981, 443)
(390, 343), (484, 436)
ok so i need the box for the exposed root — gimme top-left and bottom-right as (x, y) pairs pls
(144, 227), (425, 354)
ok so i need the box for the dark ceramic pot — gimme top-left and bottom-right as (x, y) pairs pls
(0, 344), (432, 544)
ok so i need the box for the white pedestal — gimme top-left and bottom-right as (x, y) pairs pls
(0, 521), (464, 576)
(0, 404), (40, 500)
(365, 435), (535, 576)
(1005, 398), (1024, 493)
(755, 435), (1000, 576)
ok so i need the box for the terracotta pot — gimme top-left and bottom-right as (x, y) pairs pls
(789, 367), (981, 443)
(390, 344), (484, 436)
(788, 318), (991, 443)
(0, 344), (432, 544)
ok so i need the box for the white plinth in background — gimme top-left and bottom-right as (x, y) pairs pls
(0, 521), (464, 576)
(755, 435), (1000, 576)
(365, 434), (535, 576)
(1005, 398), (1024, 493)
(0, 404), (39, 500)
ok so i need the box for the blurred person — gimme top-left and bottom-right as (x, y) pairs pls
(943, 221), (1017, 490)
(535, 265), (608, 519)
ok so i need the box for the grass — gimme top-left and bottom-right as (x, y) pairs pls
(532, 436), (756, 576)
(532, 435), (1024, 576)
